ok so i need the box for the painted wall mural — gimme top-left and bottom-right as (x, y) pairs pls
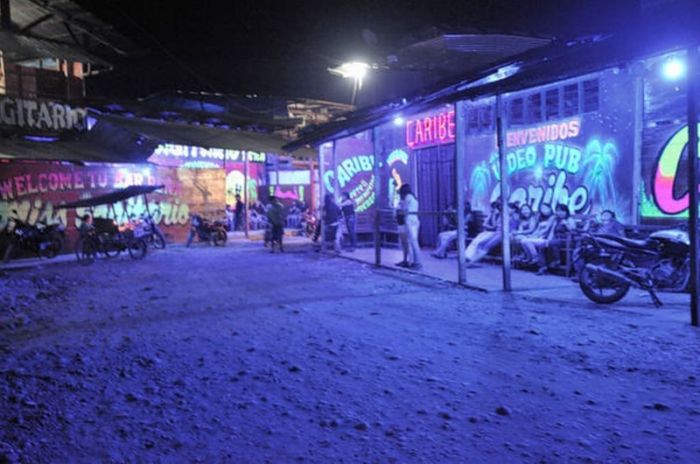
(322, 130), (376, 213)
(641, 123), (700, 219)
(463, 70), (636, 220)
(0, 161), (225, 253)
(464, 113), (634, 220)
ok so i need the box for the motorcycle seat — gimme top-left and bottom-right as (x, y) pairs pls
(595, 233), (648, 249)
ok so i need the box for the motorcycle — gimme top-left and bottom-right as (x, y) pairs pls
(188, 215), (227, 247)
(133, 213), (166, 249)
(300, 211), (318, 239)
(575, 228), (689, 307)
(74, 217), (147, 266)
(2, 210), (65, 263)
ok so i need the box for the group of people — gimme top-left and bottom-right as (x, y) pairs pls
(315, 192), (358, 252)
(458, 200), (625, 274)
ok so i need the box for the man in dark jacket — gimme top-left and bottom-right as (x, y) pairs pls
(234, 194), (244, 231)
(266, 196), (285, 252)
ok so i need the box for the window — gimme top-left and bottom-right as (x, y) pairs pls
(509, 98), (524, 124)
(526, 93), (542, 123)
(563, 84), (579, 117)
(582, 79), (600, 113)
(467, 107), (479, 131)
(545, 89), (559, 120)
(479, 105), (493, 130)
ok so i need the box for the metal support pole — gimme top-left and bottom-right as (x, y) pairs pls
(372, 127), (382, 267)
(244, 151), (250, 239)
(455, 102), (467, 285)
(687, 45), (700, 327)
(308, 157), (315, 212)
(331, 140), (339, 197)
(496, 95), (512, 292)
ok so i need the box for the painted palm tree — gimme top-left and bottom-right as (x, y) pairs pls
(583, 139), (618, 210)
(468, 161), (492, 211)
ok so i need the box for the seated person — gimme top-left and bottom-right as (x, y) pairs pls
(511, 203), (538, 260)
(464, 200), (501, 264)
(431, 202), (474, 259)
(79, 213), (95, 237)
(594, 209), (625, 236)
(535, 204), (575, 275)
(519, 204), (555, 265)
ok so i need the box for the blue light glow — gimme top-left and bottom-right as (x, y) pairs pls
(393, 116), (405, 126)
(662, 58), (686, 81)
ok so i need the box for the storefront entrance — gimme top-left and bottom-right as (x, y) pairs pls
(415, 144), (456, 248)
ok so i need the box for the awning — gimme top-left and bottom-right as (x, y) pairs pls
(58, 185), (165, 208)
(0, 118), (159, 164)
(95, 113), (317, 159)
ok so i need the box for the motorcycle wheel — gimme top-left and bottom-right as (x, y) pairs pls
(101, 237), (122, 258)
(213, 229), (227, 247)
(40, 235), (64, 259)
(151, 231), (166, 249)
(128, 238), (148, 260)
(75, 238), (97, 266)
(2, 242), (16, 264)
(578, 257), (630, 304)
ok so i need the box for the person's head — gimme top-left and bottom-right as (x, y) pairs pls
(508, 202), (519, 215)
(601, 209), (616, 223)
(235, 194), (241, 200)
(342, 192), (350, 200)
(399, 184), (412, 199)
(555, 203), (570, 219)
(490, 200), (502, 212)
(82, 213), (92, 224)
(324, 193), (335, 206)
(539, 203), (553, 218)
(464, 201), (472, 214)
(519, 204), (533, 219)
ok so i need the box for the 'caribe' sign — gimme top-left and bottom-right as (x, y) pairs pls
(653, 124), (700, 215)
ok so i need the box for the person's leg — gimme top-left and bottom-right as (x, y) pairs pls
(334, 224), (342, 252)
(408, 223), (421, 266)
(348, 215), (357, 249)
(536, 239), (551, 273)
(186, 229), (195, 247)
(399, 230), (409, 265)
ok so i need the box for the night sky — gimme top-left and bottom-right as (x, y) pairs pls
(76, 0), (641, 102)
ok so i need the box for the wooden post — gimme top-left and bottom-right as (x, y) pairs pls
(455, 102), (467, 285)
(687, 45), (699, 327)
(244, 151), (250, 239)
(372, 127), (381, 267)
(496, 95), (512, 292)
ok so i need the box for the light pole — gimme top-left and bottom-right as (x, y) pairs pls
(328, 61), (371, 106)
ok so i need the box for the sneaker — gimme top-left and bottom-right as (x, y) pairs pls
(536, 267), (547, 275)
(395, 260), (409, 267)
(410, 263), (423, 270)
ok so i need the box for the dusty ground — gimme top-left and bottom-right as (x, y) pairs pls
(1, 242), (700, 463)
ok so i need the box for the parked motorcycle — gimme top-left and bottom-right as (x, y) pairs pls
(188, 215), (227, 247)
(2, 211), (65, 263)
(576, 228), (689, 307)
(133, 213), (166, 249)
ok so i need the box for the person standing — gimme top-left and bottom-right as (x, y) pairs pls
(340, 192), (357, 251)
(396, 184), (421, 269)
(266, 195), (285, 252)
(321, 193), (342, 253)
(234, 194), (244, 231)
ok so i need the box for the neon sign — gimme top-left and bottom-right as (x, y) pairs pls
(405, 108), (455, 149)
(506, 117), (581, 148)
(652, 124), (700, 215)
(150, 144), (266, 163)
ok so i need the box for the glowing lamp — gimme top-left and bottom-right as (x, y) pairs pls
(328, 61), (371, 81)
(662, 58), (686, 81)
(393, 116), (405, 126)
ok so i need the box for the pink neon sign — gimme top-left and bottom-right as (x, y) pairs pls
(406, 109), (456, 149)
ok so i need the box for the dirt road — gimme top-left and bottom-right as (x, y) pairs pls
(1, 243), (700, 463)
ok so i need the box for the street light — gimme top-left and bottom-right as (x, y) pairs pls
(662, 57), (686, 81)
(328, 61), (371, 105)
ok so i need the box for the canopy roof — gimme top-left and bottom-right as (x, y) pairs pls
(59, 185), (164, 208)
(95, 113), (317, 159)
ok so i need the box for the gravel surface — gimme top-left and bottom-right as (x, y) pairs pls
(1, 242), (700, 463)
